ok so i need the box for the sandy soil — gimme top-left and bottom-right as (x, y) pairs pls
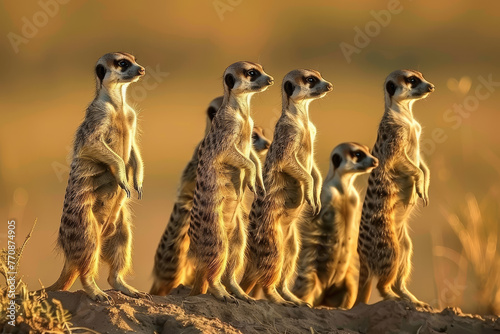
(18, 286), (499, 334)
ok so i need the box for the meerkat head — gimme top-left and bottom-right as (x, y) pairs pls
(204, 96), (223, 134)
(282, 69), (333, 103)
(95, 52), (145, 90)
(222, 61), (274, 95)
(252, 126), (271, 155)
(384, 69), (435, 107)
(330, 142), (378, 176)
(206, 96), (223, 122)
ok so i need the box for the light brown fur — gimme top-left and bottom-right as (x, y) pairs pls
(356, 69), (435, 309)
(47, 52), (146, 302)
(188, 62), (274, 302)
(240, 69), (333, 306)
(294, 143), (378, 308)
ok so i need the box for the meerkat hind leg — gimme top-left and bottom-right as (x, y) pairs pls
(81, 275), (113, 304)
(355, 263), (373, 304)
(376, 266), (399, 301)
(392, 227), (432, 310)
(208, 280), (238, 304)
(264, 285), (297, 307)
(46, 261), (79, 291)
(102, 208), (149, 300)
(223, 211), (255, 303)
(278, 226), (310, 307)
(79, 246), (112, 303)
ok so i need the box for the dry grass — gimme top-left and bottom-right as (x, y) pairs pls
(440, 193), (500, 315)
(0, 219), (98, 333)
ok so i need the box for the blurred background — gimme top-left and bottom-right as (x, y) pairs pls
(1, 0), (499, 315)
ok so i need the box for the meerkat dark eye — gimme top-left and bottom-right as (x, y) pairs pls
(117, 60), (130, 68)
(247, 69), (260, 77)
(252, 133), (259, 142)
(353, 150), (366, 160)
(406, 76), (421, 86)
(307, 76), (317, 83)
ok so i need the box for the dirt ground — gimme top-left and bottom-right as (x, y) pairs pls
(15, 286), (499, 334)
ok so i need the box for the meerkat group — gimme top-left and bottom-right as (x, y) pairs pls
(49, 52), (436, 310)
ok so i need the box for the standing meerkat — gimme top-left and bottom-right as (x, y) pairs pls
(356, 69), (435, 309)
(47, 52), (146, 302)
(189, 62), (274, 302)
(150, 96), (271, 296)
(240, 69), (333, 306)
(293, 143), (378, 308)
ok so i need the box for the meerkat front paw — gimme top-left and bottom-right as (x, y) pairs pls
(313, 195), (321, 215)
(118, 178), (131, 198)
(134, 180), (143, 199)
(245, 174), (257, 194)
(415, 177), (428, 206)
(257, 177), (266, 196)
(304, 191), (315, 211)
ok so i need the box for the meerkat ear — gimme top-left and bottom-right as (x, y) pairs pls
(284, 81), (294, 97)
(95, 64), (106, 84)
(332, 153), (342, 169)
(224, 73), (235, 90)
(207, 106), (218, 121)
(386, 81), (396, 97)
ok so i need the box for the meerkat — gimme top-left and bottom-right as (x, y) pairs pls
(252, 126), (271, 157)
(188, 62), (274, 303)
(240, 69), (333, 307)
(293, 142), (378, 308)
(150, 96), (271, 296)
(356, 69), (435, 309)
(47, 52), (146, 302)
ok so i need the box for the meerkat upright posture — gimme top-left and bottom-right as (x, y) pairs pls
(293, 143), (378, 308)
(356, 70), (435, 308)
(47, 52), (146, 302)
(150, 96), (271, 296)
(188, 62), (274, 302)
(240, 69), (333, 306)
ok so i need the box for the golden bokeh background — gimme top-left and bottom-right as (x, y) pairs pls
(1, 0), (500, 313)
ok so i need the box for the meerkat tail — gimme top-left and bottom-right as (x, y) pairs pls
(46, 262), (79, 291)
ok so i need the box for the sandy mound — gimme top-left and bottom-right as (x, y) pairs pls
(36, 287), (500, 334)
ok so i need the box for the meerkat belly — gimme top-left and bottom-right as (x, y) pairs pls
(219, 165), (242, 229)
(314, 219), (337, 280)
(330, 238), (353, 285)
(89, 166), (123, 226)
(281, 173), (304, 216)
(392, 159), (415, 204)
(106, 118), (133, 164)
